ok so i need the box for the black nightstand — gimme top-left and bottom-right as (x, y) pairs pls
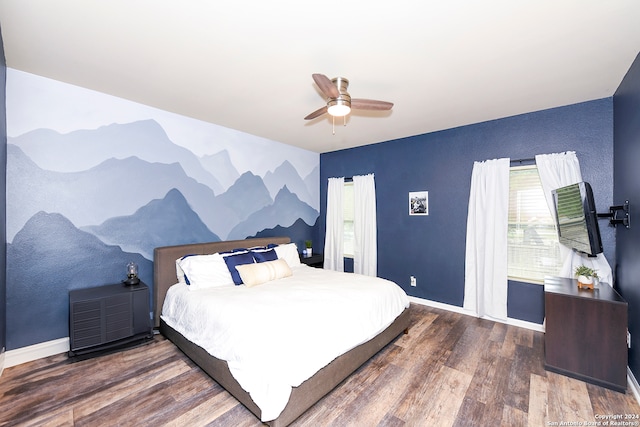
(69, 281), (153, 359)
(300, 253), (324, 268)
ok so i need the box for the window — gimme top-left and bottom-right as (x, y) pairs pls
(343, 181), (354, 257)
(507, 165), (562, 283)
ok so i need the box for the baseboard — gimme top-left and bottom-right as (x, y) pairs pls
(4, 338), (69, 368)
(408, 296), (545, 332)
(628, 367), (640, 405)
(408, 296), (469, 315)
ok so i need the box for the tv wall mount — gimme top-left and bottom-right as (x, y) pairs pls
(597, 200), (630, 229)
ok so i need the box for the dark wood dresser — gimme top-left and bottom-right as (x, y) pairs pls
(544, 276), (628, 392)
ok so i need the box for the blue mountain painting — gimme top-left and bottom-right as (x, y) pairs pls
(6, 212), (152, 349)
(6, 119), (319, 350)
(82, 188), (220, 259)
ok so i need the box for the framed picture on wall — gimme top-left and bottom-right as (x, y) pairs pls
(409, 191), (428, 215)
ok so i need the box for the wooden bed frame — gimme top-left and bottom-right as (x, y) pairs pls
(153, 237), (411, 427)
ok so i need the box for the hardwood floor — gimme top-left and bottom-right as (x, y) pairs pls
(1, 304), (639, 426)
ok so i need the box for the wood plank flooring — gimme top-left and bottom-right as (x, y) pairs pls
(1, 303), (639, 426)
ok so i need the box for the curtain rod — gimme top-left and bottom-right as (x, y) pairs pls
(510, 157), (535, 165)
(341, 174), (373, 181)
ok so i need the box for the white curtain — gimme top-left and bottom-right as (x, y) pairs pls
(535, 151), (583, 220)
(353, 174), (377, 276)
(535, 151), (613, 285)
(463, 158), (510, 321)
(324, 177), (344, 271)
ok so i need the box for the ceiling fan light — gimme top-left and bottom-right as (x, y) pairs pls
(327, 104), (351, 117)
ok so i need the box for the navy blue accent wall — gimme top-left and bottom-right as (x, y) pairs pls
(613, 52), (640, 380)
(320, 99), (614, 323)
(0, 25), (6, 363)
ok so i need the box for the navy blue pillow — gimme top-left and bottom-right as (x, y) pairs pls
(223, 251), (256, 285)
(251, 248), (278, 263)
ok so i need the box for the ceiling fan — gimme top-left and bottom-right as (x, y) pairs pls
(304, 73), (393, 121)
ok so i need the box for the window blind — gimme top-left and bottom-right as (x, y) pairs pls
(507, 166), (563, 283)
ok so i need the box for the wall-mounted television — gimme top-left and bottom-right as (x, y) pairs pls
(551, 181), (603, 257)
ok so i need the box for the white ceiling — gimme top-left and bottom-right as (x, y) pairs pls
(1, 1), (639, 153)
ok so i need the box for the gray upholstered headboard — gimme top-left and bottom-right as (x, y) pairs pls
(152, 237), (291, 328)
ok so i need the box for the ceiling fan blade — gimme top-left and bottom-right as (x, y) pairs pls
(304, 105), (328, 120)
(312, 73), (339, 99)
(351, 99), (394, 111)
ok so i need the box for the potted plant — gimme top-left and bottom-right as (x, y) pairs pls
(575, 265), (598, 290)
(304, 240), (313, 257)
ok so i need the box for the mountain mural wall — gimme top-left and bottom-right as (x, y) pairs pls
(6, 70), (319, 350)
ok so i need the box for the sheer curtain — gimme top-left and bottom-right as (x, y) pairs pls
(324, 177), (344, 271)
(353, 174), (377, 276)
(535, 151), (613, 285)
(463, 158), (510, 321)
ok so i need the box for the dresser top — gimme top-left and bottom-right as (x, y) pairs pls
(544, 276), (626, 304)
(69, 281), (147, 299)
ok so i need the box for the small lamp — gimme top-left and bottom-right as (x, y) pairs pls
(124, 261), (140, 286)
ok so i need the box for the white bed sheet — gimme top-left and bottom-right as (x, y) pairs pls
(161, 264), (409, 421)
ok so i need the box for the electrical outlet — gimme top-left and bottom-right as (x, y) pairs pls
(628, 330), (632, 348)
(410, 276), (417, 287)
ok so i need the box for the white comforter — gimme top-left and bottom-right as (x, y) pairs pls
(161, 264), (409, 421)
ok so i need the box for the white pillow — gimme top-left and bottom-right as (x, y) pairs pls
(274, 243), (301, 268)
(178, 253), (235, 290)
(175, 258), (187, 284)
(236, 258), (292, 287)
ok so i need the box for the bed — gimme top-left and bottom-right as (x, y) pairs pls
(154, 237), (411, 427)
